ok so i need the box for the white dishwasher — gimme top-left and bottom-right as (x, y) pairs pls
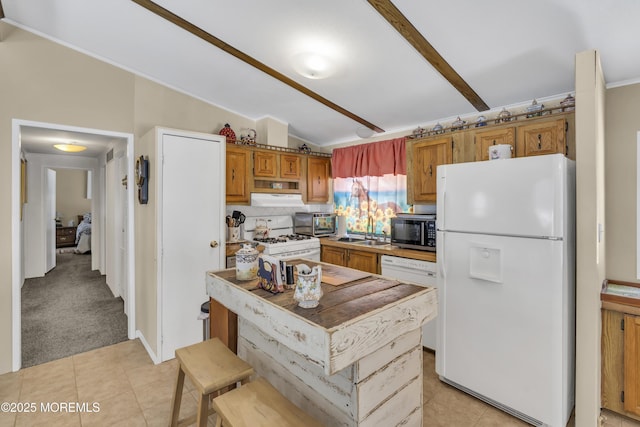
(380, 255), (437, 350)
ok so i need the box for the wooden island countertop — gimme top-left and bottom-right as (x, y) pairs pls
(206, 259), (437, 426)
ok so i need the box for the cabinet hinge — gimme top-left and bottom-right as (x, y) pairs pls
(622, 318), (625, 331)
(565, 121), (569, 132)
(622, 390), (625, 403)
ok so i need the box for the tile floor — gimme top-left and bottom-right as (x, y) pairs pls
(0, 339), (637, 426)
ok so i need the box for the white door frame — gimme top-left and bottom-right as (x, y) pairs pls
(45, 168), (56, 273)
(11, 119), (136, 371)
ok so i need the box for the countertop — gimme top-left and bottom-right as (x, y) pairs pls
(319, 236), (436, 262)
(225, 241), (265, 257)
(206, 258), (437, 375)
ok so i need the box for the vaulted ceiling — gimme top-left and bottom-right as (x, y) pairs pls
(3, 0), (640, 147)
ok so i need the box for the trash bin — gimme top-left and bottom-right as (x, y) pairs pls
(199, 301), (210, 341)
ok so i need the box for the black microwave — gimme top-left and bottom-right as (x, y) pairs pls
(390, 214), (436, 251)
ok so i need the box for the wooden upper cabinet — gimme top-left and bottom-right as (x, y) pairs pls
(408, 137), (452, 204)
(253, 151), (278, 177)
(517, 118), (566, 157)
(475, 127), (515, 161)
(307, 156), (331, 203)
(280, 154), (302, 179)
(226, 146), (251, 204)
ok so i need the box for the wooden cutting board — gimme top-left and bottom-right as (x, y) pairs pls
(320, 264), (372, 286)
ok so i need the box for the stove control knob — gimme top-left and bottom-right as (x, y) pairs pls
(210, 240), (219, 248)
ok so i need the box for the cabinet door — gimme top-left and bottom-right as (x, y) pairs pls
(321, 246), (346, 266)
(602, 309), (626, 413)
(226, 147), (250, 204)
(409, 137), (452, 203)
(281, 154), (301, 179)
(307, 157), (331, 203)
(518, 119), (566, 157)
(346, 249), (378, 274)
(475, 127), (515, 161)
(625, 315), (640, 415)
(254, 151), (278, 177)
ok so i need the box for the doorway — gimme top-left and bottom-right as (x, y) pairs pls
(11, 119), (136, 371)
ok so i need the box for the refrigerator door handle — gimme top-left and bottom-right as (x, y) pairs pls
(437, 233), (446, 279)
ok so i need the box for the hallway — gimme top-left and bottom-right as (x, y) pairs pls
(21, 251), (127, 368)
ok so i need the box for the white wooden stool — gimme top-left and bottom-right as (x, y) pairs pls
(211, 377), (325, 427)
(170, 338), (254, 427)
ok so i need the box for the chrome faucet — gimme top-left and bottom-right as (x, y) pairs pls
(365, 216), (374, 240)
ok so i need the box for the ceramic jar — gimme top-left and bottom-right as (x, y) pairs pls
(294, 265), (323, 308)
(235, 244), (258, 281)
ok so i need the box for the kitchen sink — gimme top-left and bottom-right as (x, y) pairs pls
(337, 237), (363, 243)
(352, 240), (390, 246)
(337, 237), (390, 246)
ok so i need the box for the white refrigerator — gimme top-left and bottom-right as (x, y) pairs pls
(435, 154), (575, 427)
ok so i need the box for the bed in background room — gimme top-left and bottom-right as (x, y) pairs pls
(75, 213), (91, 254)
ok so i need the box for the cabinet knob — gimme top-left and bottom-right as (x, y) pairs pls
(428, 164), (433, 177)
(210, 240), (219, 248)
(537, 134), (542, 149)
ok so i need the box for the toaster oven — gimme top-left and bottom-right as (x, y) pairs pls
(294, 212), (336, 237)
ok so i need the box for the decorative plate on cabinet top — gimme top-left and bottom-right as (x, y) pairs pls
(496, 107), (513, 123)
(560, 94), (575, 112)
(525, 99), (544, 118)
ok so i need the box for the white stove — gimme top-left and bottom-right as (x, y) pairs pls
(243, 215), (321, 261)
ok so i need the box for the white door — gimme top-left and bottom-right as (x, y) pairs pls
(45, 168), (56, 272)
(160, 132), (223, 361)
(105, 158), (116, 294)
(118, 155), (128, 312)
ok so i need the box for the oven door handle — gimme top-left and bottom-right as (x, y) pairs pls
(279, 248), (321, 261)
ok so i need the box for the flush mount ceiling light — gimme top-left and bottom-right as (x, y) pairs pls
(356, 126), (375, 139)
(292, 52), (336, 79)
(53, 142), (87, 153)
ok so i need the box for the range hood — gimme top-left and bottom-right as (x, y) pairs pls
(250, 193), (305, 207)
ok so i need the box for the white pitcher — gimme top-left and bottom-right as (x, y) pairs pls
(294, 265), (323, 308)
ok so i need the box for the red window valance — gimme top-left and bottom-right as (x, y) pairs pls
(331, 137), (406, 178)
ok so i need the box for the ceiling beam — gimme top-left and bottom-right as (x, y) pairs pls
(368, 0), (489, 112)
(131, 0), (384, 134)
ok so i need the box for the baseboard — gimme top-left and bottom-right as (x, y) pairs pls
(136, 330), (160, 365)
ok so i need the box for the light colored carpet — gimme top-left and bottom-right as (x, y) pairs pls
(21, 252), (128, 368)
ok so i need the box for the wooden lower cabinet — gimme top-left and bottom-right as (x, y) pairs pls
(602, 308), (640, 420)
(321, 246), (378, 274)
(624, 314), (640, 415)
(321, 246), (346, 267)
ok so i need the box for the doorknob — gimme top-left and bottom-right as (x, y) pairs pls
(210, 240), (219, 248)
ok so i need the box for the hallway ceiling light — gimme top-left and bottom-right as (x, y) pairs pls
(53, 142), (87, 153)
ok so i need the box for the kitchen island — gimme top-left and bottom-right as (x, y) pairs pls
(206, 259), (437, 426)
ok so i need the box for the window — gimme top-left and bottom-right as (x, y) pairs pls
(332, 138), (412, 236)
